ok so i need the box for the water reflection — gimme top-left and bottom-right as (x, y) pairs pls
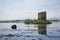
(0, 22), (60, 40)
(38, 24), (46, 35)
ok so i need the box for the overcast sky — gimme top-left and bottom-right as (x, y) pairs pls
(0, 0), (60, 20)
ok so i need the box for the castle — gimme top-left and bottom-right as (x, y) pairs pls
(38, 11), (46, 20)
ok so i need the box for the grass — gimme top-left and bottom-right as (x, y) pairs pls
(24, 19), (52, 24)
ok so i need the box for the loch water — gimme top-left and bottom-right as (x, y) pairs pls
(0, 21), (60, 40)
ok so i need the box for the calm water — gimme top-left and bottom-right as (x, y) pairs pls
(0, 21), (60, 40)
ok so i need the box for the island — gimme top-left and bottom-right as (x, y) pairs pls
(24, 11), (52, 24)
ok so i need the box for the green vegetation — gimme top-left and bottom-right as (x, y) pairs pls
(24, 19), (52, 24)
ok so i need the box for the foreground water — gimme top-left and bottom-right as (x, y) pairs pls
(0, 21), (60, 40)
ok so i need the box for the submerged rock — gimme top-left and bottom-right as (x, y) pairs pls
(11, 25), (17, 29)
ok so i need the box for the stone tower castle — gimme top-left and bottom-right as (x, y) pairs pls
(38, 11), (46, 20)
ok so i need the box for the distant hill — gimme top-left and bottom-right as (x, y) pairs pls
(48, 17), (60, 21)
(0, 20), (24, 23)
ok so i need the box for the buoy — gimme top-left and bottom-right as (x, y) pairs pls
(11, 25), (17, 29)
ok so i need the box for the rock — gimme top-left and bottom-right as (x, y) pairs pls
(5, 34), (14, 37)
(11, 25), (17, 29)
(32, 39), (36, 40)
